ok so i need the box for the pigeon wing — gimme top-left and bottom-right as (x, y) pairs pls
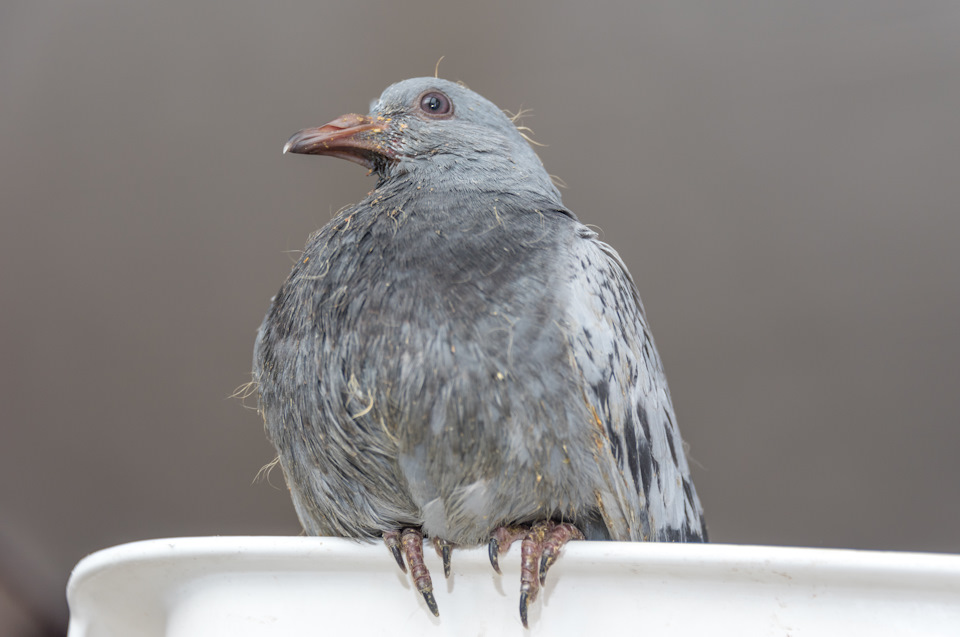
(564, 226), (707, 542)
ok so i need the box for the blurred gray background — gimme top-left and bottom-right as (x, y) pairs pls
(3, 1), (959, 634)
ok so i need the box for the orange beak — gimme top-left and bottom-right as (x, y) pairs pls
(283, 114), (391, 169)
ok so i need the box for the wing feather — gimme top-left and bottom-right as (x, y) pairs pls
(565, 226), (707, 542)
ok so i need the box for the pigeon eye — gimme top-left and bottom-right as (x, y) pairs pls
(418, 91), (452, 118)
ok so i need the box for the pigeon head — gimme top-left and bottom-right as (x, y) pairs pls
(283, 77), (562, 203)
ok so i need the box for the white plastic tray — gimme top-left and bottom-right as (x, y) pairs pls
(67, 536), (960, 636)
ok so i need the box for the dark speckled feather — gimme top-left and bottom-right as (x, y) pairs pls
(254, 78), (706, 551)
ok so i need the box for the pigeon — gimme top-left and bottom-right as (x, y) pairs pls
(254, 77), (707, 626)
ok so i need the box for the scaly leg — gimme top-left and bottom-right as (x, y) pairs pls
(382, 528), (439, 617)
(538, 522), (584, 585)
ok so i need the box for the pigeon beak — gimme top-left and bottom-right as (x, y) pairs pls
(283, 113), (391, 169)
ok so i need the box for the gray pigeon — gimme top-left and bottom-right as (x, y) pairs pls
(254, 77), (707, 626)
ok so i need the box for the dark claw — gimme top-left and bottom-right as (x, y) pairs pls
(432, 538), (453, 578)
(441, 543), (452, 578)
(421, 589), (439, 617)
(391, 545), (406, 572)
(488, 537), (502, 574)
(488, 525), (526, 575)
(519, 590), (530, 628)
(383, 530), (406, 572)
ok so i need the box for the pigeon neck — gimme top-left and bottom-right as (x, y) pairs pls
(376, 159), (563, 212)
(369, 169), (565, 223)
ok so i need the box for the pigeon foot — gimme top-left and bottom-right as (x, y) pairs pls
(382, 528), (439, 617)
(487, 521), (584, 627)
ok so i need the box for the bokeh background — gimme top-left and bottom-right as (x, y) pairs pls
(3, 1), (959, 634)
